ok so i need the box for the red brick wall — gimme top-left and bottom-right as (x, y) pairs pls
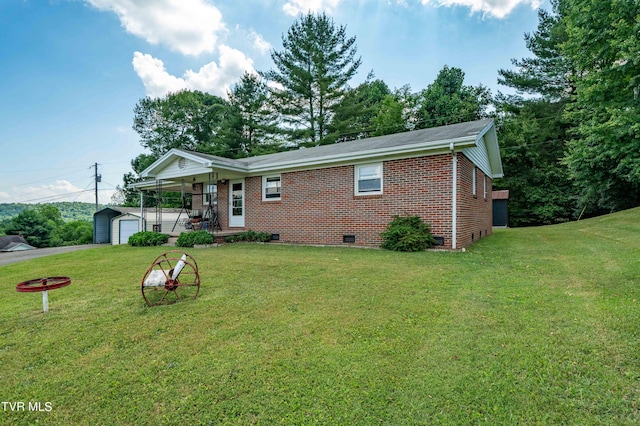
(456, 154), (493, 248)
(194, 153), (493, 249)
(192, 183), (203, 212)
(243, 154), (457, 248)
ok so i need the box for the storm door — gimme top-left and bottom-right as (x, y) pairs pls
(228, 179), (245, 227)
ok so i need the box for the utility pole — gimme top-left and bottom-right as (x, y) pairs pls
(93, 163), (101, 212)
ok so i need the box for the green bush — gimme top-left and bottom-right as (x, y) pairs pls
(176, 230), (214, 247)
(128, 231), (169, 247)
(380, 215), (438, 252)
(225, 230), (272, 243)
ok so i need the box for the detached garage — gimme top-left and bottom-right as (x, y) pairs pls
(95, 207), (186, 244)
(111, 213), (143, 245)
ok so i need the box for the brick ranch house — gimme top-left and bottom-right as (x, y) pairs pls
(131, 118), (503, 249)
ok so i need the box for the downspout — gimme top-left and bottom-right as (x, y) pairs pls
(139, 191), (144, 231)
(450, 143), (457, 250)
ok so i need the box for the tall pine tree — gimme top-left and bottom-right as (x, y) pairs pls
(495, 0), (579, 225)
(262, 12), (361, 147)
(218, 72), (282, 158)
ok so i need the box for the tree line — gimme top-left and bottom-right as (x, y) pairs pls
(496, 0), (639, 225)
(0, 202), (97, 222)
(122, 0), (640, 226)
(0, 204), (93, 248)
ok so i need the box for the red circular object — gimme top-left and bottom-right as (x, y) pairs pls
(16, 277), (71, 293)
(141, 251), (200, 306)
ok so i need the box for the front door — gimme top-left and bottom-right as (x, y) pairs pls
(229, 179), (245, 227)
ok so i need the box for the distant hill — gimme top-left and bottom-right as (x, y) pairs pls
(0, 202), (104, 223)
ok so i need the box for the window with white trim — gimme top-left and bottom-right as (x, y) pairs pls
(483, 175), (487, 199)
(355, 163), (383, 195)
(205, 184), (217, 204)
(263, 175), (281, 201)
(472, 166), (477, 196)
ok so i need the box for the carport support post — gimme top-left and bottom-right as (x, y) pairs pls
(42, 290), (49, 313)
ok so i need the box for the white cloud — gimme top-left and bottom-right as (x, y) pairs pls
(84, 0), (226, 56)
(132, 52), (189, 98)
(420, 0), (541, 18)
(132, 46), (256, 98)
(249, 30), (273, 54)
(282, 0), (342, 16)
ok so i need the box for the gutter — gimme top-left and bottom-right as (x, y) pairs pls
(247, 136), (478, 174)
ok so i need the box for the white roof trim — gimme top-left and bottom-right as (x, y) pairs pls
(140, 149), (248, 179)
(136, 119), (503, 181)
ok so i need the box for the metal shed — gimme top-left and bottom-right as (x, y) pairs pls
(492, 190), (510, 227)
(111, 213), (144, 245)
(93, 207), (123, 244)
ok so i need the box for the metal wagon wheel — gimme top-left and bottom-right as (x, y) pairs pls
(16, 276), (71, 292)
(141, 251), (200, 306)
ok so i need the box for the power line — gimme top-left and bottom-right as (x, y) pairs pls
(0, 169), (94, 193)
(12, 189), (95, 204)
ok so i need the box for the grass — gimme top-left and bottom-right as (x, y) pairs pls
(1, 208), (639, 425)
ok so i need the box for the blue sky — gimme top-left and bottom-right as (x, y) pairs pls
(0, 0), (547, 205)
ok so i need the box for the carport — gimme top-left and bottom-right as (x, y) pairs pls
(93, 207), (122, 244)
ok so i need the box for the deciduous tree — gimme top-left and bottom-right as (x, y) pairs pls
(371, 85), (418, 136)
(416, 65), (491, 128)
(132, 90), (227, 157)
(327, 72), (391, 142)
(5, 208), (56, 248)
(563, 0), (640, 211)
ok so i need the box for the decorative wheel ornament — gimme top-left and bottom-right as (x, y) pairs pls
(141, 251), (200, 306)
(16, 277), (71, 313)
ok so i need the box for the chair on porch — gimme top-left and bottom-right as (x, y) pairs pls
(203, 205), (221, 232)
(187, 209), (203, 231)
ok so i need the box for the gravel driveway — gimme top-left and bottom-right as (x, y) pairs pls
(0, 244), (103, 267)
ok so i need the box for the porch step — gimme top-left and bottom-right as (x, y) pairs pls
(165, 236), (179, 246)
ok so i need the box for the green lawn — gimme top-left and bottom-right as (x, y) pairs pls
(1, 208), (639, 425)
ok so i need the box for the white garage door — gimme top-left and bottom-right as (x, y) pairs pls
(119, 220), (139, 244)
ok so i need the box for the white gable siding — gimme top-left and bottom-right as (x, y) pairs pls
(462, 136), (492, 178)
(155, 157), (211, 180)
